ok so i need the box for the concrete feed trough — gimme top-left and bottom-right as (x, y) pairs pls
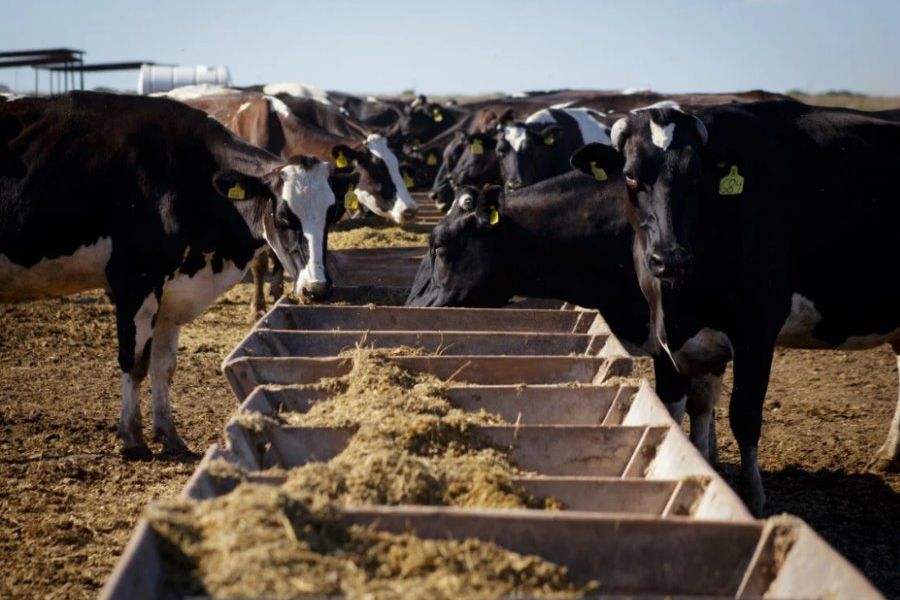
(101, 297), (884, 599)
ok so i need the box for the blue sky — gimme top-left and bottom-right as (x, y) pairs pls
(1, 0), (898, 96)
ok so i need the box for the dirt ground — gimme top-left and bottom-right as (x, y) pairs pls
(2, 284), (898, 599)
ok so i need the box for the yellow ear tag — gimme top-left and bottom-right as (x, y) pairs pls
(432, 108), (444, 123)
(544, 133), (555, 145)
(402, 170), (415, 189)
(589, 161), (608, 182)
(488, 207), (500, 226)
(470, 139), (484, 155)
(335, 151), (349, 169)
(718, 165), (745, 196)
(426, 153), (438, 166)
(344, 185), (359, 211)
(227, 183), (246, 200)
(412, 138), (421, 149)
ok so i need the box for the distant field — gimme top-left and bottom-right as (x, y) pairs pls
(791, 93), (900, 111)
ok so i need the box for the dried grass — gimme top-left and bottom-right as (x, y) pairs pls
(147, 349), (586, 598)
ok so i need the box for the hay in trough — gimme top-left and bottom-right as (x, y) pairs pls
(148, 484), (595, 599)
(274, 347), (553, 509)
(329, 226), (430, 250)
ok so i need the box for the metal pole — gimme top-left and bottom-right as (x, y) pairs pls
(34, 68), (38, 95)
(79, 58), (84, 90)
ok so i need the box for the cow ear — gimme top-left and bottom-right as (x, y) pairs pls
(497, 108), (516, 127)
(331, 144), (358, 170)
(477, 185), (504, 227)
(212, 170), (272, 202)
(533, 124), (563, 146)
(570, 143), (624, 182)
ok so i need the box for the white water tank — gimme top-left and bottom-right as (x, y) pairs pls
(137, 64), (231, 95)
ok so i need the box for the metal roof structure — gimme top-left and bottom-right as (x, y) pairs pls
(0, 48), (157, 94)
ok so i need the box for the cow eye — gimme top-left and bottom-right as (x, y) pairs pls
(625, 175), (638, 188)
(275, 202), (300, 229)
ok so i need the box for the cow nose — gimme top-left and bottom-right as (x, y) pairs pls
(648, 247), (692, 279)
(299, 280), (333, 300)
(505, 180), (522, 191)
(401, 207), (418, 222)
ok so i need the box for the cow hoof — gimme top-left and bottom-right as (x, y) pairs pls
(867, 455), (900, 474)
(121, 444), (153, 461)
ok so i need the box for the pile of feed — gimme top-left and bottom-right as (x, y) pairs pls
(329, 216), (431, 250)
(149, 485), (594, 599)
(147, 349), (591, 598)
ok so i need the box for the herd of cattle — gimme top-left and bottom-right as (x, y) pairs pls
(0, 82), (897, 513)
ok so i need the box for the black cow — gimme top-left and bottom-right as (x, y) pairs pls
(428, 130), (503, 212)
(573, 99), (900, 511)
(0, 92), (335, 459)
(498, 107), (611, 190)
(406, 177), (724, 457)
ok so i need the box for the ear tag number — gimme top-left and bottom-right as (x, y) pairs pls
(470, 139), (484, 155)
(544, 133), (555, 146)
(432, 108), (444, 123)
(718, 165), (744, 196)
(589, 161), (608, 182)
(335, 151), (349, 169)
(402, 170), (415, 189)
(344, 185), (359, 211)
(426, 153), (438, 166)
(489, 207), (500, 226)
(227, 183), (246, 200)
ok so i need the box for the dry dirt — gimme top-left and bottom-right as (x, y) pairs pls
(2, 285), (898, 599)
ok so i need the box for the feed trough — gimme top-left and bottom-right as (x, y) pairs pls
(101, 293), (884, 599)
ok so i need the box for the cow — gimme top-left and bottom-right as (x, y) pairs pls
(186, 94), (418, 317)
(571, 99), (900, 512)
(428, 130), (503, 212)
(498, 106), (612, 190)
(0, 92), (336, 459)
(405, 179), (721, 460)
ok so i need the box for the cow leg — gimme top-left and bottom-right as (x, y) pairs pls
(249, 252), (268, 322)
(115, 290), (159, 460)
(653, 354), (691, 424)
(150, 321), (188, 454)
(119, 353), (151, 460)
(868, 341), (900, 473)
(687, 373), (723, 466)
(729, 339), (776, 515)
(269, 249), (284, 300)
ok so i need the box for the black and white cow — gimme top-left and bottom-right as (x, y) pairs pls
(428, 130), (503, 212)
(0, 92), (335, 459)
(573, 99), (900, 511)
(498, 106), (611, 190)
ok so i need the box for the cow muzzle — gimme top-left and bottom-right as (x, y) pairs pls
(296, 278), (333, 300)
(647, 246), (693, 280)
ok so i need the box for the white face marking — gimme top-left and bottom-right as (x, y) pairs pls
(456, 192), (475, 211)
(261, 82), (331, 105)
(265, 95), (292, 119)
(564, 108), (612, 146)
(503, 125), (528, 152)
(364, 134), (417, 223)
(650, 120), (676, 151)
(278, 162), (335, 292)
(0, 237), (112, 302)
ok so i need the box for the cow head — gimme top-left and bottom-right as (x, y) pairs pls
(212, 155), (336, 299)
(330, 134), (418, 223)
(571, 101), (708, 283)
(497, 121), (564, 190)
(429, 131), (502, 213)
(406, 185), (510, 307)
(400, 96), (453, 145)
